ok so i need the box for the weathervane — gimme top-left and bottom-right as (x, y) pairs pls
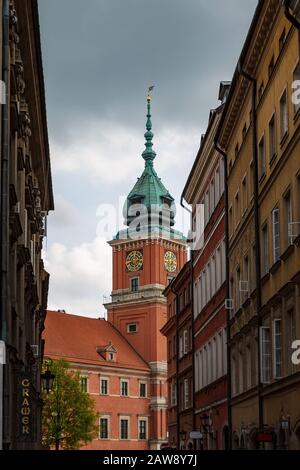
(147, 85), (155, 101)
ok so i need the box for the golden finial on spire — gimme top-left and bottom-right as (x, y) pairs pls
(147, 85), (155, 101)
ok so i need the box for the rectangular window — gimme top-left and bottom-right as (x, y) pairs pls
(171, 383), (176, 406)
(216, 246), (221, 290)
(236, 267), (241, 311)
(280, 90), (288, 139)
(229, 206), (233, 237)
(261, 327), (271, 383)
(99, 418), (109, 439)
(274, 319), (282, 379)
(220, 157), (225, 195)
(242, 175), (247, 215)
(139, 382), (146, 398)
(272, 208), (280, 263)
(179, 335), (183, 359)
(138, 420), (147, 440)
(183, 330), (188, 355)
(131, 277), (139, 292)
(249, 161), (254, 198)
(80, 376), (88, 393)
(235, 191), (240, 228)
(221, 240), (226, 284)
(269, 114), (276, 162)
(212, 337), (217, 382)
(207, 342), (212, 384)
(211, 256), (216, 297)
(120, 418), (129, 440)
(210, 180), (215, 216)
(205, 191), (209, 226)
(184, 379), (189, 409)
(284, 191), (292, 247)
(262, 224), (269, 276)
(120, 380), (129, 397)
(100, 378), (108, 395)
(215, 166), (220, 205)
(287, 307), (296, 374)
(258, 135), (266, 178)
(206, 263), (211, 301)
(222, 329), (227, 376)
(127, 323), (138, 333)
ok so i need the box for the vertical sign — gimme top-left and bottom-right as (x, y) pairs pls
(17, 373), (36, 442)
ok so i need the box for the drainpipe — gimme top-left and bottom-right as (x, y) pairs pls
(237, 62), (264, 434)
(213, 142), (232, 450)
(0, 0), (10, 451)
(180, 198), (196, 446)
(283, 0), (300, 29)
(171, 285), (180, 450)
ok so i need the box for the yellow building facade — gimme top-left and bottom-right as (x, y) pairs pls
(216, 0), (300, 449)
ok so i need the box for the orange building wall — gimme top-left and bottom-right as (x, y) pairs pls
(77, 367), (151, 450)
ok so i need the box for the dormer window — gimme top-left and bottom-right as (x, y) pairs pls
(96, 341), (117, 362)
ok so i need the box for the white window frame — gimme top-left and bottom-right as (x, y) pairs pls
(183, 330), (188, 355)
(280, 89), (288, 139)
(260, 326), (271, 384)
(99, 415), (110, 440)
(127, 323), (138, 334)
(138, 417), (148, 440)
(215, 165), (220, 205)
(211, 256), (216, 297)
(100, 377), (109, 395)
(79, 375), (88, 393)
(272, 208), (280, 263)
(120, 416), (130, 440)
(120, 379), (129, 397)
(184, 379), (189, 409)
(130, 276), (139, 292)
(273, 319), (282, 379)
(179, 335), (183, 359)
(139, 381), (147, 398)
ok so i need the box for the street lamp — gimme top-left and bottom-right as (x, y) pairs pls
(41, 363), (55, 394)
(200, 414), (210, 433)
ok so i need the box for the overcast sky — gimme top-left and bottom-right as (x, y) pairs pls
(39, 0), (257, 318)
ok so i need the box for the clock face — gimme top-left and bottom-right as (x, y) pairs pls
(126, 250), (143, 272)
(164, 251), (177, 273)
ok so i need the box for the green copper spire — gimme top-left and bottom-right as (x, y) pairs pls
(117, 90), (188, 242)
(142, 96), (156, 165)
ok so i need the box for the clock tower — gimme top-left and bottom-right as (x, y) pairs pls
(105, 94), (186, 449)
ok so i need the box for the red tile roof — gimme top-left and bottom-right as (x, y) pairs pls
(43, 311), (150, 372)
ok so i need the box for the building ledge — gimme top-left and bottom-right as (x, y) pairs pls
(270, 259), (281, 275)
(261, 272), (270, 286)
(281, 244), (295, 262)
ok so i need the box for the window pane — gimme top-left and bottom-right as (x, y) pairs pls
(120, 419), (128, 439)
(100, 418), (108, 439)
